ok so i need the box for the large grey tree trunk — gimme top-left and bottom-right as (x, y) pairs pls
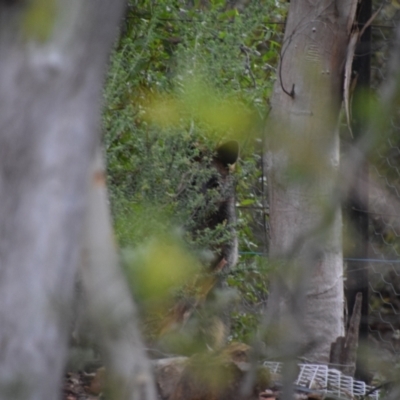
(0, 2), (155, 399)
(265, 1), (357, 363)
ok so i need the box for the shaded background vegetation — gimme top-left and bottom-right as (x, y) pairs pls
(102, 0), (400, 386)
(102, 0), (287, 346)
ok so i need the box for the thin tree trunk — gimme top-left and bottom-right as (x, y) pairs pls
(81, 147), (156, 400)
(265, 1), (357, 363)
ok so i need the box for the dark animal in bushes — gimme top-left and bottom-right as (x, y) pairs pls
(159, 141), (239, 346)
(189, 140), (239, 272)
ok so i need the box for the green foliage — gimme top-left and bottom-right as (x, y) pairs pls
(103, 0), (286, 344)
(227, 257), (270, 342)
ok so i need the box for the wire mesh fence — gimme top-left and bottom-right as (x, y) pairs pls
(121, 0), (400, 394)
(235, 0), (400, 391)
(365, 0), (400, 369)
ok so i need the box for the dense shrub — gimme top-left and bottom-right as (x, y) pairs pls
(103, 0), (287, 345)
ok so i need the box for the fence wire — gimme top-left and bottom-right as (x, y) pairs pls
(235, 0), (400, 391)
(366, 0), (400, 369)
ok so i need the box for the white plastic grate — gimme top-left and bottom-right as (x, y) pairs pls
(263, 361), (379, 399)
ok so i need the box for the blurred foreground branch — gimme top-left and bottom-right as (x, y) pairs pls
(80, 147), (156, 400)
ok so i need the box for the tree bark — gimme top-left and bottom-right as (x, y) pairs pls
(265, 0), (357, 363)
(0, 1), (151, 399)
(81, 147), (156, 400)
(330, 292), (362, 377)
